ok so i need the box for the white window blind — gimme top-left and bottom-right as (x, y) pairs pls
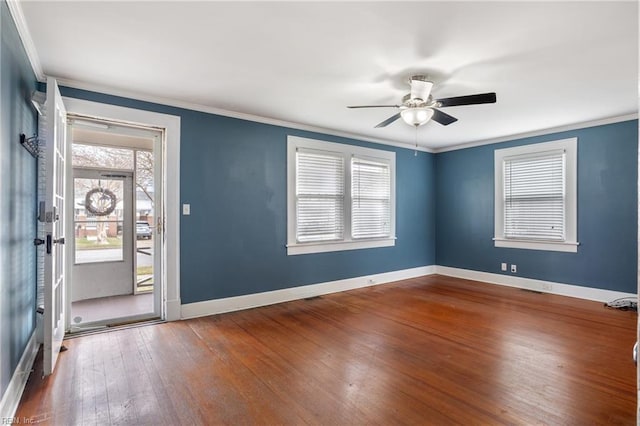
(503, 149), (566, 241)
(351, 157), (391, 239)
(295, 149), (344, 242)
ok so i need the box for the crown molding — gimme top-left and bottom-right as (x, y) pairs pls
(54, 77), (435, 154)
(434, 113), (639, 153)
(6, 0), (45, 82)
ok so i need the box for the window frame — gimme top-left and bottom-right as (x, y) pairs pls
(287, 136), (396, 256)
(494, 138), (578, 253)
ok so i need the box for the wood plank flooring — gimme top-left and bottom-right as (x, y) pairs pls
(16, 275), (637, 425)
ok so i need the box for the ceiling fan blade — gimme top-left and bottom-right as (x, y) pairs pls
(375, 112), (402, 128)
(436, 92), (497, 108)
(431, 109), (458, 126)
(347, 105), (399, 109)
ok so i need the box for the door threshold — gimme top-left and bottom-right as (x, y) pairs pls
(66, 317), (163, 339)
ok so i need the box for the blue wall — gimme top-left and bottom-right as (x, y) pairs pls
(58, 87), (436, 303)
(436, 120), (638, 293)
(0, 0), (38, 399)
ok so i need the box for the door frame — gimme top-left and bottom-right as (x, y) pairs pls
(62, 97), (181, 322)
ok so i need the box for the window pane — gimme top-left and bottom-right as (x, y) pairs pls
(503, 151), (565, 240)
(352, 158), (391, 239)
(135, 150), (154, 220)
(72, 143), (134, 169)
(296, 198), (344, 242)
(74, 178), (125, 263)
(135, 150), (155, 292)
(74, 221), (123, 263)
(296, 150), (344, 242)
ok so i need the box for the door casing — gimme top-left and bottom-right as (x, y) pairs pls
(62, 98), (181, 325)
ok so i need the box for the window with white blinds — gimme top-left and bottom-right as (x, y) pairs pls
(351, 157), (391, 239)
(494, 138), (578, 253)
(287, 136), (396, 255)
(295, 150), (344, 242)
(503, 150), (565, 240)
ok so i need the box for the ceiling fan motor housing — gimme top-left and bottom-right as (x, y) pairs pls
(409, 75), (434, 103)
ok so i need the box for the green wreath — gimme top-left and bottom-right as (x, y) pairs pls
(85, 187), (117, 216)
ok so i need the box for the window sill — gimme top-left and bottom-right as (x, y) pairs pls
(287, 237), (396, 256)
(493, 238), (579, 253)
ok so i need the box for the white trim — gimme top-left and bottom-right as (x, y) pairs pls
(287, 135), (396, 256)
(494, 138), (578, 252)
(434, 113), (638, 153)
(62, 97), (181, 321)
(181, 266), (435, 319)
(287, 238), (395, 255)
(435, 266), (637, 302)
(5, 1), (45, 81)
(54, 77), (433, 153)
(0, 332), (39, 420)
(493, 238), (578, 253)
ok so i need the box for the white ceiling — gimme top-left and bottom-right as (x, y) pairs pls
(16, 1), (639, 150)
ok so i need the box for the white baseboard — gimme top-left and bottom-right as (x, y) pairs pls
(181, 264), (636, 320)
(181, 265), (435, 319)
(0, 332), (39, 420)
(435, 266), (637, 302)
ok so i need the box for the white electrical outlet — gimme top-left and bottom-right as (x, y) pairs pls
(501, 263), (507, 271)
(182, 203), (191, 215)
(510, 264), (517, 273)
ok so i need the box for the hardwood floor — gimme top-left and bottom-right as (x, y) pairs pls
(16, 275), (637, 425)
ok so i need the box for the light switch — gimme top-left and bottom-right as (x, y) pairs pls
(182, 203), (191, 215)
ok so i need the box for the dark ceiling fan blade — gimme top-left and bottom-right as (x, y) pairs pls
(431, 109), (458, 126)
(436, 92), (496, 108)
(347, 104), (399, 109)
(374, 112), (402, 128)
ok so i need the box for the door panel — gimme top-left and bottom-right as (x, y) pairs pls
(43, 78), (67, 376)
(72, 170), (134, 302)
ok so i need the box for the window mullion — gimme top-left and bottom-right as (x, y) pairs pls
(344, 153), (352, 242)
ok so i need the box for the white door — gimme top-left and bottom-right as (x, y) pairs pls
(43, 78), (67, 375)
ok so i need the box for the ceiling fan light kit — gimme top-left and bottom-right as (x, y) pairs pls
(401, 107), (434, 126)
(348, 74), (497, 129)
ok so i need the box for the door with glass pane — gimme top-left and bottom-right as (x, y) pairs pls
(71, 169), (134, 312)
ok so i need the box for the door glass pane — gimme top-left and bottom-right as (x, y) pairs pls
(74, 178), (124, 264)
(72, 143), (134, 169)
(136, 150), (154, 292)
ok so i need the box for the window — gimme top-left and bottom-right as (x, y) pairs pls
(287, 136), (395, 255)
(494, 138), (578, 252)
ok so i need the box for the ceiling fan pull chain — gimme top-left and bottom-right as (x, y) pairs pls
(414, 125), (418, 157)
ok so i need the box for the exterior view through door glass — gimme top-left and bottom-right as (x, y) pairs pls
(68, 119), (160, 329)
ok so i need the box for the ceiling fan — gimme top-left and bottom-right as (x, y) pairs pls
(348, 75), (496, 128)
